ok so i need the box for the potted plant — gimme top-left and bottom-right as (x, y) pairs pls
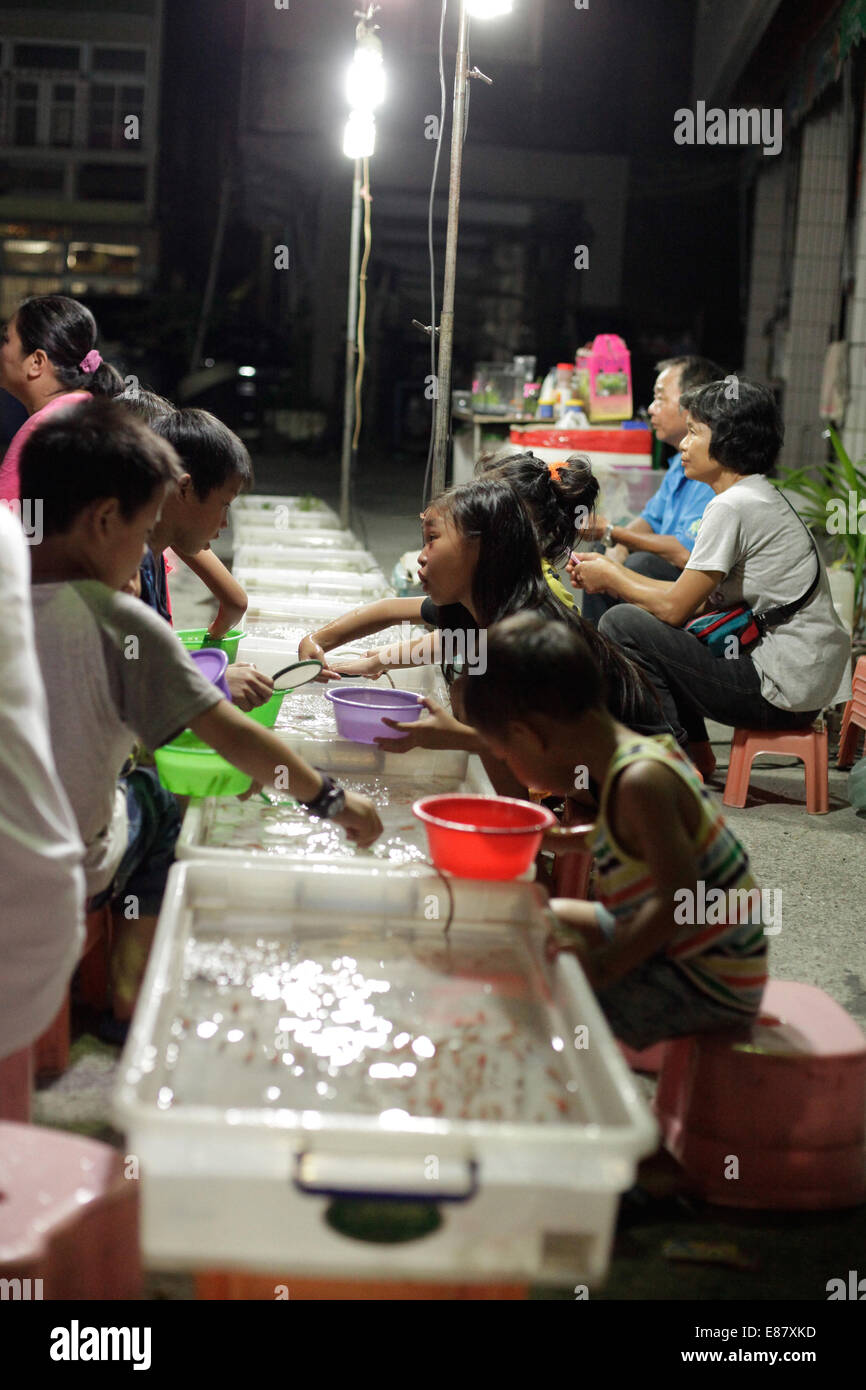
(777, 424), (866, 655)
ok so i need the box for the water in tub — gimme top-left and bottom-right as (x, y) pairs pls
(154, 921), (582, 1124)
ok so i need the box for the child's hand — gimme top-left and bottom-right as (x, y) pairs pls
(333, 792), (384, 848)
(226, 662), (274, 711)
(122, 570), (142, 599)
(329, 650), (388, 680)
(375, 697), (462, 752)
(298, 635), (343, 682)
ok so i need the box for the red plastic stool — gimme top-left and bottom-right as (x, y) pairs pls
(654, 981), (866, 1209)
(723, 721), (829, 814)
(0, 1121), (142, 1299)
(837, 656), (866, 768)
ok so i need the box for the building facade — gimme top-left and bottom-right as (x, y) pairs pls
(0, 0), (163, 320)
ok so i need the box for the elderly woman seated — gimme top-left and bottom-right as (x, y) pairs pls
(569, 379), (850, 775)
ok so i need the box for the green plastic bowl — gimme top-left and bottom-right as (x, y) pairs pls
(177, 628), (243, 662)
(244, 690), (287, 728)
(154, 730), (252, 797)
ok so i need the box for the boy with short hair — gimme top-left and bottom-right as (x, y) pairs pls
(20, 398), (382, 1026)
(118, 399), (267, 709)
(460, 612), (769, 1049)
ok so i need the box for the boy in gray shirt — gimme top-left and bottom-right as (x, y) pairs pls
(20, 399), (382, 1029)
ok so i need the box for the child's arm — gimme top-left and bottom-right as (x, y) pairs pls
(299, 598), (426, 679)
(189, 702), (383, 847)
(334, 629), (441, 679)
(174, 547), (248, 637)
(579, 762), (702, 990)
(375, 695), (482, 752)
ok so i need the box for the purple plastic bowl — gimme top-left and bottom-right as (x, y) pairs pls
(190, 647), (232, 702)
(325, 686), (423, 744)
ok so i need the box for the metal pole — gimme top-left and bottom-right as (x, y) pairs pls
(190, 159), (233, 374)
(430, 0), (471, 499)
(340, 159), (364, 529)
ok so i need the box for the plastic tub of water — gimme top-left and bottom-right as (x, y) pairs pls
(233, 494), (339, 525)
(414, 794), (557, 880)
(325, 686), (424, 744)
(231, 521), (361, 549)
(231, 545), (381, 574)
(113, 861), (657, 1284)
(233, 567), (390, 601)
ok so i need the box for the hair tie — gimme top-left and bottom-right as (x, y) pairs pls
(79, 349), (102, 374)
(548, 461), (565, 483)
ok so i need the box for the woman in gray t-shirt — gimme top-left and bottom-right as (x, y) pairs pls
(567, 380), (850, 761)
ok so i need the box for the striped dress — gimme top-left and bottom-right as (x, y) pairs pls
(590, 735), (768, 1014)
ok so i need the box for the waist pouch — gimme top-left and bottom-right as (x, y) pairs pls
(684, 605), (762, 656)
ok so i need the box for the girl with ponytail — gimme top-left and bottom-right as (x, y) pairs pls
(0, 295), (124, 502)
(476, 449), (599, 608)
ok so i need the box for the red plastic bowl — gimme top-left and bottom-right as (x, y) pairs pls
(412, 794), (556, 880)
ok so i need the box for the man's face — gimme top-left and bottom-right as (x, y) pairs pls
(171, 473), (242, 554)
(648, 366), (686, 449)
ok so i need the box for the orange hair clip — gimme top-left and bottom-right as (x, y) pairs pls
(548, 461), (566, 483)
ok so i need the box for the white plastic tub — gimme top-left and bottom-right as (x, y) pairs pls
(232, 524), (362, 550)
(113, 861), (657, 1285)
(234, 494), (340, 526)
(232, 545), (381, 574)
(176, 755), (494, 871)
(233, 567), (390, 602)
(236, 635), (444, 698)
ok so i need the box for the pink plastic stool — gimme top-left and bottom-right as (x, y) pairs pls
(655, 982), (866, 1209)
(837, 656), (866, 769)
(723, 722), (829, 814)
(0, 1121), (142, 1299)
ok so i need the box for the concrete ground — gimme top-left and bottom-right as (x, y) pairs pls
(34, 443), (866, 1301)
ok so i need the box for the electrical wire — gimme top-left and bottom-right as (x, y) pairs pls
(348, 155), (372, 550)
(421, 0), (450, 512)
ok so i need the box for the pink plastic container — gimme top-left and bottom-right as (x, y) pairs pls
(413, 794), (556, 880)
(325, 686), (424, 744)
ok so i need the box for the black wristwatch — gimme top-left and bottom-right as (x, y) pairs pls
(300, 773), (346, 819)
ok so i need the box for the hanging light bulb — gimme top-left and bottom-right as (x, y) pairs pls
(343, 109), (376, 159)
(346, 34), (385, 111)
(466, 0), (514, 17)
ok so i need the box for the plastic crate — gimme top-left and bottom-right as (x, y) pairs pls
(113, 861), (657, 1285)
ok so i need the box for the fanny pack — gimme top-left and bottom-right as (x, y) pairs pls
(685, 495), (821, 657)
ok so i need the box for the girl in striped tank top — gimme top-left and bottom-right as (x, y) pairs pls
(461, 613), (769, 1050)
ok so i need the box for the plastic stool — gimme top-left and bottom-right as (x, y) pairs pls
(723, 722), (829, 814)
(654, 981), (866, 1209)
(837, 655), (866, 769)
(0, 1121), (141, 1298)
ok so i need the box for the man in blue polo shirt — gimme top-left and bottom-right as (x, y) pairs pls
(581, 355), (725, 624)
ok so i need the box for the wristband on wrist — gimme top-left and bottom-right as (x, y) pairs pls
(300, 772), (346, 819)
(602, 522), (615, 547)
(593, 903), (617, 941)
